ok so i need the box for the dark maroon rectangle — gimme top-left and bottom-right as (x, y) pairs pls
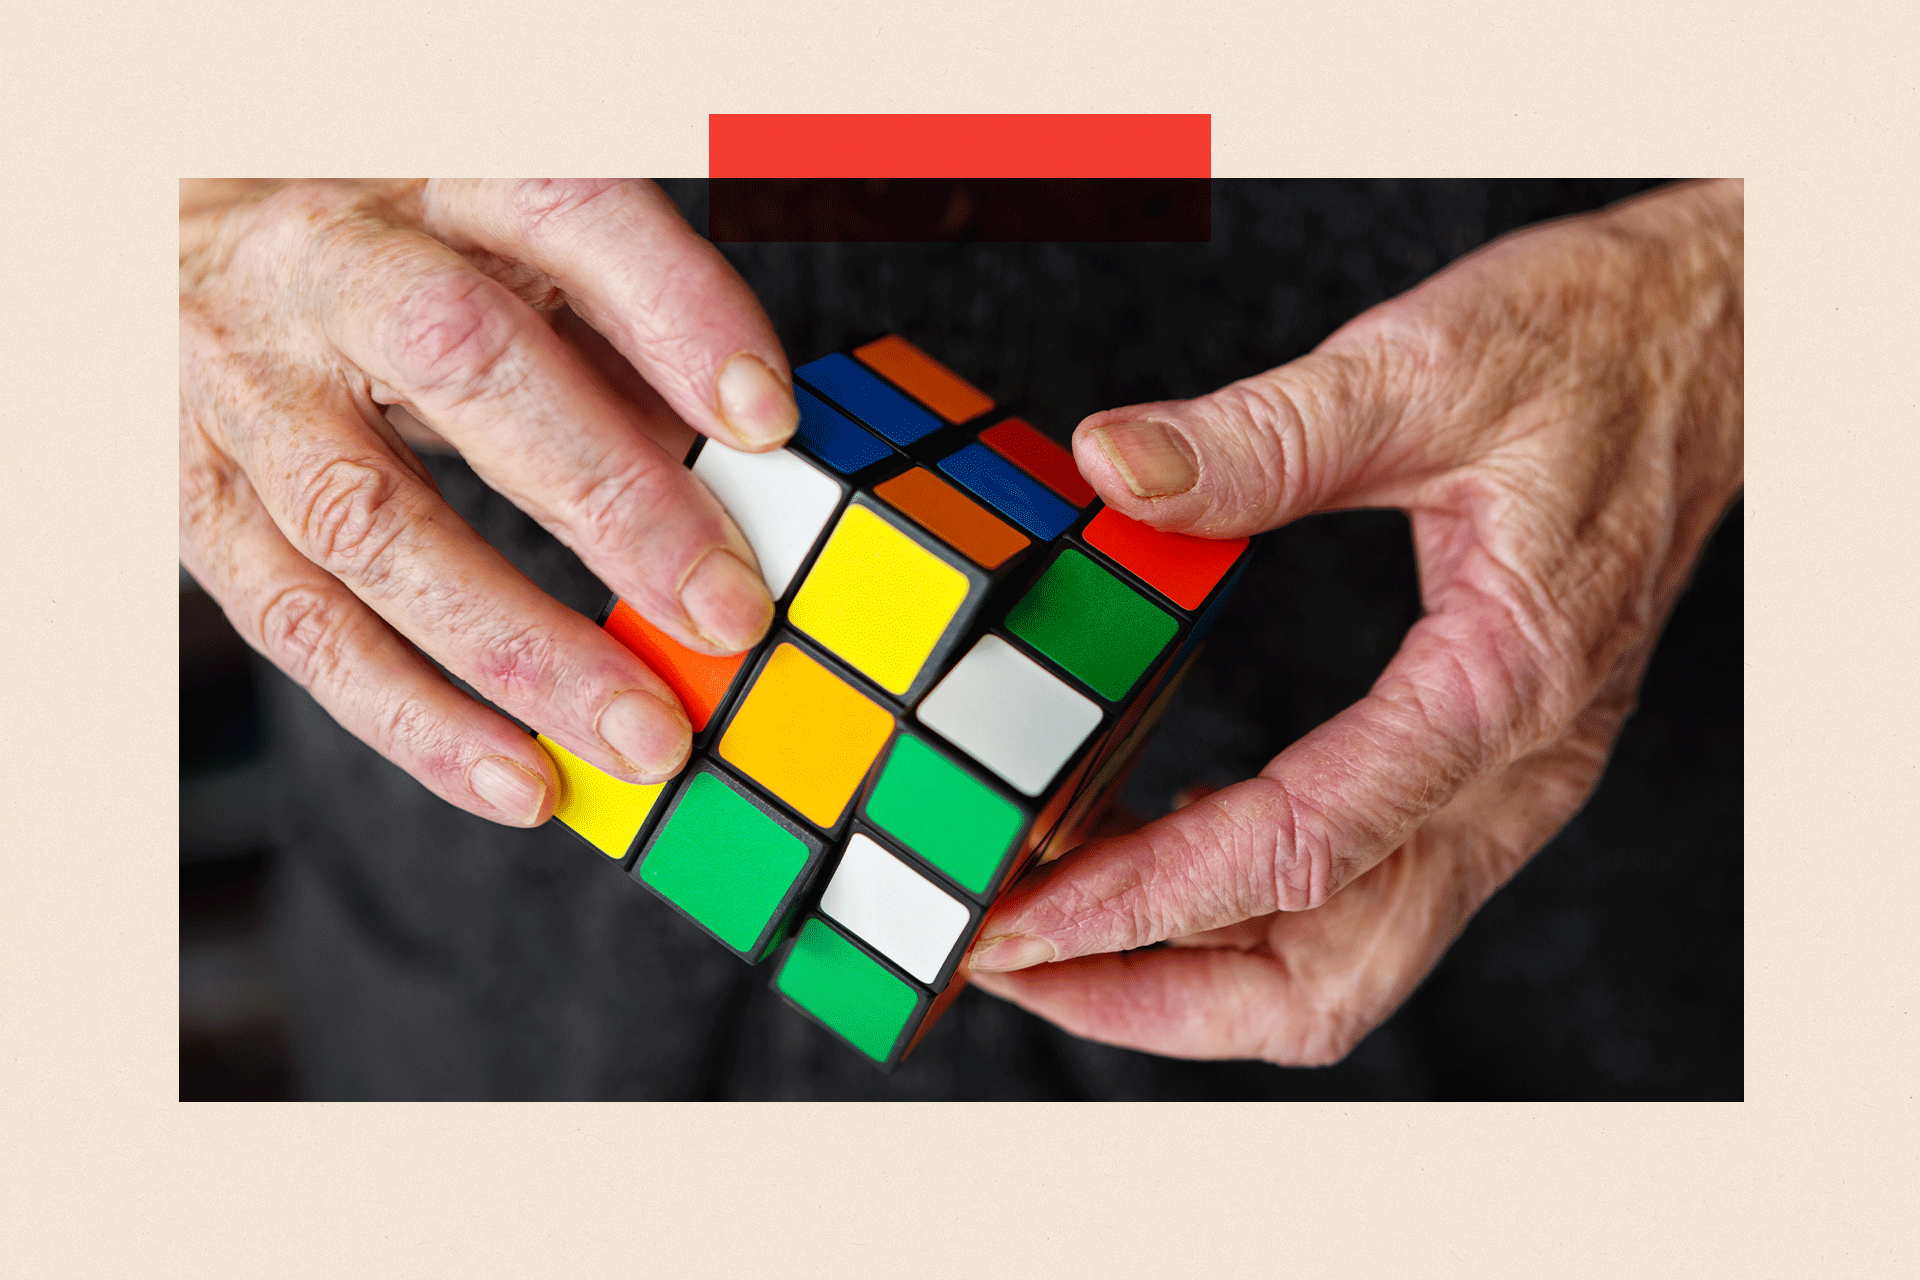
(709, 178), (1211, 243)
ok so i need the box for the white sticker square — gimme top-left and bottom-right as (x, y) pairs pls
(915, 635), (1101, 796)
(692, 444), (842, 599)
(820, 833), (973, 985)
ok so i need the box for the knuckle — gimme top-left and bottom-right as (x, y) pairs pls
(511, 178), (634, 245)
(386, 270), (524, 405)
(1274, 803), (1336, 912)
(368, 691), (458, 780)
(1194, 378), (1302, 519)
(258, 182), (395, 291)
(179, 423), (247, 532)
(291, 456), (416, 582)
(1463, 588), (1590, 757)
(566, 457), (682, 554)
(256, 582), (354, 691)
(470, 619), (565, 707)
(1229, 778), (1331, 913)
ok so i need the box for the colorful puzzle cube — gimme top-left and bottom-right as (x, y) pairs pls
(536, 335), (1252, 1069)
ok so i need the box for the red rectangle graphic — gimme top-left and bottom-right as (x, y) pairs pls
(710, 114), (1210, 179)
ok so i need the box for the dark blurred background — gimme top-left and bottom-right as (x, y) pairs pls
(181, 179), (1740, 1100)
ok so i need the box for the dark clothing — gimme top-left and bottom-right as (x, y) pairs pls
(262, 180), (1741, 1099)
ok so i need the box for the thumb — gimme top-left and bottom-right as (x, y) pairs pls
(1072, 342), (1427, 538)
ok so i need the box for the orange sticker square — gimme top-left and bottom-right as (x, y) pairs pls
(604, 599), (746, 732)
(718, 643), (896, 828)
(854, 334), (995, 424)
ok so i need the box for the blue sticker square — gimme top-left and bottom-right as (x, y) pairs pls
(796, 352), (942, 446)
(793, 387), (892, 474)
(937, 444), (1079, 541)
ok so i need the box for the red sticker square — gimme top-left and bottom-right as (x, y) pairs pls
(1083, 507), (1247, 611)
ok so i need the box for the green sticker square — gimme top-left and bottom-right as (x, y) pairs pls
(1006, 549), (1177, 701)
(775, 918), (922, 1062)
(864, 735), (1025, 896)
(638, 772), (812, 956)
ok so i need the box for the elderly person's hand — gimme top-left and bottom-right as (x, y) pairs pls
(968, 180), (1743, 1064)
(180, 180), (796, 827)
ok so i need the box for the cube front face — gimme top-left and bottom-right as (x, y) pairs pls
(819, 831), (981, 989)
(715, 639), (896, 831)
(634, 765), (824, 962)
(540, 334), (1252, 1070)
(773, 917), (930, 1064)
(861, 731), (1027, 900)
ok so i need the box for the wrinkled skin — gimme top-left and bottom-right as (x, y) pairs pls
(968, 180), (1743, 1066)
(180, 180), (796, 827)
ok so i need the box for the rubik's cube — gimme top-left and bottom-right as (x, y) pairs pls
(536, 335), (1251, 1068)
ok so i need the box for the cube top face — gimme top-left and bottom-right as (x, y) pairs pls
(937, 442), (1080, 541)
(796, 352), (943, 446)
(1083, 506), (1249, 611)
(792, 386), (893, 475)
(978, 417), (1097, 507)
(692, 440), (844, 600)
(852, 334), (995, 424)
(874, 467), (1030, 570)
(545, 334), (1254, 1070)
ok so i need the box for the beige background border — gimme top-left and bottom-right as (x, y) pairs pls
(5, 1), (1913, 1273)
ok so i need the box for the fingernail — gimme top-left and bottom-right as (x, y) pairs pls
(716, 352), (799, 449)
(1090, 421), (1199, 498)
(596, 689), (691, 781)
(679, 546), (774, 653)
(468, 755), (548, 826)
(968, 934), (1057, 973)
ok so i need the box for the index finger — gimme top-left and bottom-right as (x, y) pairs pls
(420, 179), (798, 452)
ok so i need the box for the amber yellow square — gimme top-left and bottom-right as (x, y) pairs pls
(717, 643), (896, 828)
(787, 504), (971, 695)
(535, 734), (666, 859)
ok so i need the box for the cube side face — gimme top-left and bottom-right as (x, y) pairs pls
(542, 334), (1251, 1069)
(915, 633), (1109, 800)
(690, 438), (851, 605)
(712, 635), (900, 835)
(1003, 545), (1183, 705)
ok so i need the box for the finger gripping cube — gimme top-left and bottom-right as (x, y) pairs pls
(542, 333), (1252, 1069)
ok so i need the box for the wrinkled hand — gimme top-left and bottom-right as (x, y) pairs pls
(181, 180), (797, 826)
(968, 180), (1744, 1064)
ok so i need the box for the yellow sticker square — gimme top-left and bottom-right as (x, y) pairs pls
(536, 734), (667, 859)
(787, 504), (972, 695)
